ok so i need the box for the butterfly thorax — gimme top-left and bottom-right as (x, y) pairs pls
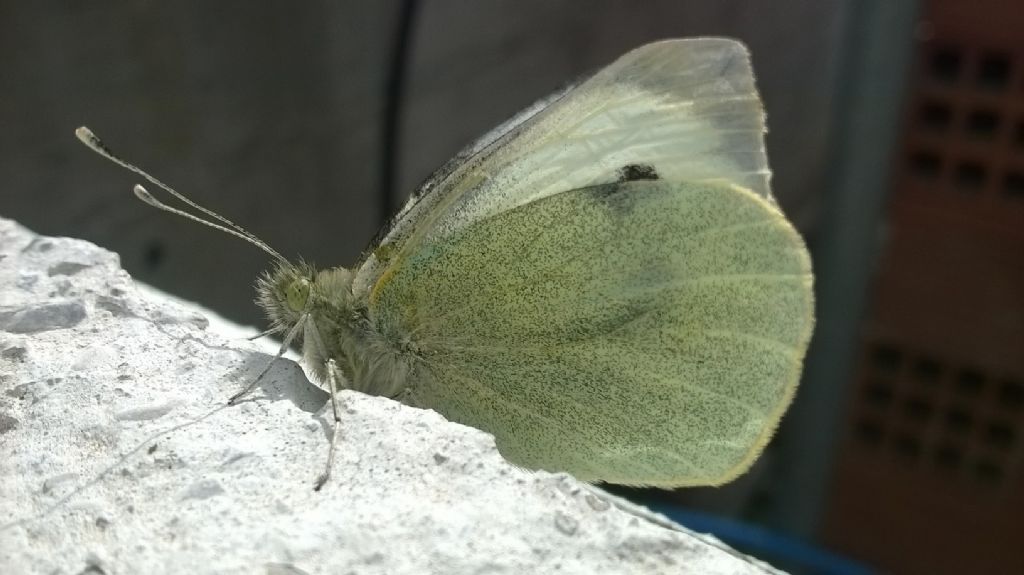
(257, 262), (417, 400)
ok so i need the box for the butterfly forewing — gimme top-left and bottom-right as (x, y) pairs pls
(354, 38), (772, 297)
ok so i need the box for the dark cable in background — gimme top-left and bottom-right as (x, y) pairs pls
(379, 0), (421, 223)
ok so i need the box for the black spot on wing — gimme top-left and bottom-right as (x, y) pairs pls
(617, 163), (659, 182)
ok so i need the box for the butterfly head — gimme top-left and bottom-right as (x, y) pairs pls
(256, 261), (319, 332)
(256, 261), (359, 336)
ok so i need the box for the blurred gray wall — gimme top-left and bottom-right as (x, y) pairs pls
(1, 0), (846, 327)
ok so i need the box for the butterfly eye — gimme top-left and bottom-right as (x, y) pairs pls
(285, 278), (311, 312)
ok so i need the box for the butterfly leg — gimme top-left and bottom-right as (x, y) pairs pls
(227, 314), (307, 405)
(314, 357), (344, 491)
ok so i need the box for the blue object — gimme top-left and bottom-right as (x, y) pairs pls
(650, 505), (875, 575)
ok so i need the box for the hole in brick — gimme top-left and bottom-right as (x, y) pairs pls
(977, 51), (1011, 90)
(998, 379), (1024, 409)
(953, 162), (987, 191)
(985, 422), (1015, 449)
(912, 357), (943, 385)
(903, 397), (933, 422)
(909, 151), (942, 179)
(1004, 171), (1024, 199)
(919, 101), (953, 131)
(966, 109), (999, 138)
(893, 432), (922, 460)
(929, 46), (962, 83)
(856, 419), (884, 446)
(955, 369), (986, 396)
(871, 344), (902, 374)
(945, 407), (974, 434)
(934, 444), (963, 470)
(864, 380), (895, 408)
(973, 459), (1003, 484)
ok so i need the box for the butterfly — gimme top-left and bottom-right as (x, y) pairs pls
(76, 37), (814, 491)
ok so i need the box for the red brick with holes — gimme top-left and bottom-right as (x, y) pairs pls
(821, 1), (1024, 573)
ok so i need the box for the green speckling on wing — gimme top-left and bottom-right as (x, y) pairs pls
(372, 180), (813, 487)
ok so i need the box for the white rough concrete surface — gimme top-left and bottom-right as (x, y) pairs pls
(0, 217), (783, 574)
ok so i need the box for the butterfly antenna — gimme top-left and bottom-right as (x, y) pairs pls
(75, 126), (287, 264)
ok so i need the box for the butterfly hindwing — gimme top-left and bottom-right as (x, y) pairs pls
(370, 180), (813, 487)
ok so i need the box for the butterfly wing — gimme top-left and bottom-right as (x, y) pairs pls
(354, 38), (771, 297)
(370, 179), (813, 486)
(360, 38), (813, 486)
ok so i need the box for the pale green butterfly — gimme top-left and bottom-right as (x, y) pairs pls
(76, 37), (814, 491)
